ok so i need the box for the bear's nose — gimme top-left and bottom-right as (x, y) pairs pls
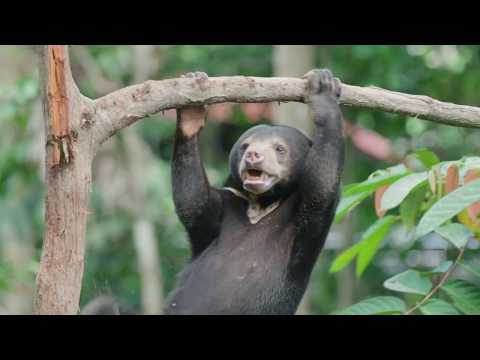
(245, 151), (264, 165)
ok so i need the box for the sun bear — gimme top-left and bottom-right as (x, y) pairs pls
(166, 69), (344, 315)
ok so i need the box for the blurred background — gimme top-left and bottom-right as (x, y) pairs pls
(1, 45), (479, 315)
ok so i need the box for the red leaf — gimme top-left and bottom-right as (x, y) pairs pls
(468, 203), (480, 224)
(464, 169), (480, 184)
(464, 169), (480, 224)
(375, 185), (389, 219)
(445, 164), (459, 194)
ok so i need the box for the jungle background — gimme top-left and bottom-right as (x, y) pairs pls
(1, 45), (479, 315)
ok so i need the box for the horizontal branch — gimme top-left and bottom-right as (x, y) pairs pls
(91, 76), (480, 146)
(340, 84), (480, 128)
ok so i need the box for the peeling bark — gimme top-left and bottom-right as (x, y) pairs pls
(45, 46), (72, 169)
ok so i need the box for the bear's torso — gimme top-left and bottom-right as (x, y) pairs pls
(165, 190), (314, 315)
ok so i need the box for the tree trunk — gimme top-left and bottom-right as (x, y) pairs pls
(132, 45), (163, 84)
(34, 45), (95, 314)
(133, 220), (164, 314)
(128, 45), (165, 314)
(272, 45), (315, 137)
(122, 125), (166, 314)
(272, 45), (316, 314)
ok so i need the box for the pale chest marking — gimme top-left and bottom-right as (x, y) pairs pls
(222, 187), (280, 224)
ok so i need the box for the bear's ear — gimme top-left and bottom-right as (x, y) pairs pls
(228, 146), (239, 173)
(227, 147), (243, 188)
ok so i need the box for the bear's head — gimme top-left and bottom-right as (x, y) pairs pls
(228, 125), (312, 199)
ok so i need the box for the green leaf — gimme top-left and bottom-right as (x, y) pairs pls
(461, 157), (480, 176)
(381, 172), (428, 211)
(334, 191), (372, 224)
(434, 223), (472, 249)
(329, 241), (365, 273)
(343, 170), (408, 197)
(419, 299), (461, 315)
(399, 184), (428, 229)
(336, 165), (410, 223)
(355, 216), (397, 277)
(0, 277), (8, 291)
(459, 262), (480, 278)
(441, 280), (480, 315)
(332, 296), (406, 315)
(415, 148), (440, 169)
(416, 179), (480, 239)
(421, 261), (453, 276)
(431, 261), (453, 274)
(342, 182), (362, 195)
(384, 270), (432, 295)
(0, 264), (12, 291)
(399, 185), (428, 229)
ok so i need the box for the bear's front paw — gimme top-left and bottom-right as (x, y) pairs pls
(178, 105), (206, 138)
(304, 69), (341, 100)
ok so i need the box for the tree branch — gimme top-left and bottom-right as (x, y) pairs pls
(404, 246), (466, 315)
(90, 76), (480, 146)
(341, 85), (480, 128)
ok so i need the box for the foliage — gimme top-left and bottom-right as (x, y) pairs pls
(331, 149), (480, 315)
(0, 75), (43, 304)
(332, 296), (406, 315)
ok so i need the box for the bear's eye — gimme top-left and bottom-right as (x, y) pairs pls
(241, 143), (249, 151)
(275, 144), (286, 154)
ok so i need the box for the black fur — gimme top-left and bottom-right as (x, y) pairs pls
(167, 69), (344, 315)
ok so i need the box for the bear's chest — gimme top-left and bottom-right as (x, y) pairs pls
(165, 196), (302, 314)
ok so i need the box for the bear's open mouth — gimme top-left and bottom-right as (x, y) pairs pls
(242, 169), (272, 183)
(246, 169), (263, 180)
(241, 168), (279, 194)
